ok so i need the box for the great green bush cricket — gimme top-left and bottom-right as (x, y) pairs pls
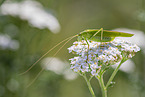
(21, 28), (134, 87)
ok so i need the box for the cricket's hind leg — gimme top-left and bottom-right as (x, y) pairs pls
(89, 28), (103, 41)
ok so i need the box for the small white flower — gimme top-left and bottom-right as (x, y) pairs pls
(91, 70), (98, 76)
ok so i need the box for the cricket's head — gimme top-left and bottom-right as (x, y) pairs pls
(78, 30), (92, 37)
(78, 30), (85, 36)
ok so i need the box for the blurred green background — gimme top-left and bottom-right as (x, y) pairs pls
(0, 0), (145, 97)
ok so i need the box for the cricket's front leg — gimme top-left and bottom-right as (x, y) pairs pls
(100, 28), (103, 42)
(85, 39), (89, 62)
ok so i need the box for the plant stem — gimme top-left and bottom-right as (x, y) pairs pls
(97, 74), (107, 97)
(106, 59), (125, 88)
(83, 75), (96, 97)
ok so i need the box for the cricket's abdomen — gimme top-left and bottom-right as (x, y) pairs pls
(79, 32), (115, 42)
(89, 36), (115, 42)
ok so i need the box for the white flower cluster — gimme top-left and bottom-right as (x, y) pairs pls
(1, 1), (60, 33)
(111, 39), (140, 58)
(68, 39), (140, 76)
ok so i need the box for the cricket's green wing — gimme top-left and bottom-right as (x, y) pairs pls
(79, 29), (134, 42)
(83, 29), (134, 37)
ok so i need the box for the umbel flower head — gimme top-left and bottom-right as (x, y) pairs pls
(68, 39), (140, 76)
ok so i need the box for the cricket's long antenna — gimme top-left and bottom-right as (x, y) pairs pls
(26, 35), (78, 88)
(19, 35), (77, 75)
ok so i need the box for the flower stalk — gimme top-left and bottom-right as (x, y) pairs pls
(97, 74), (107, 97)
(106, 59), (126, 88)
(83, 74), (96, 97)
